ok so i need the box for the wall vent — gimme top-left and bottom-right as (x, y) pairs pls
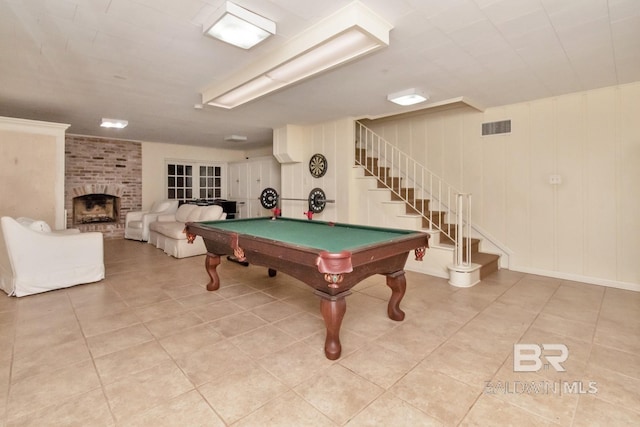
(482, 120), (511, 136)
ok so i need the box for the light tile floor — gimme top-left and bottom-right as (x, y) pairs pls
(1, 239), (639, 426)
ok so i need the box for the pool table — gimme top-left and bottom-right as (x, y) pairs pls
(185, 217), (429, 360)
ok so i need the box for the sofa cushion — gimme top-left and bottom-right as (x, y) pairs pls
(197, 205), (224, 221)
(175, 204), (198, 222)
(186, 207), (201, 222)
(150, 200), (172, 213)
(187, 205), (222, 222)
(150, 221), (188, 240)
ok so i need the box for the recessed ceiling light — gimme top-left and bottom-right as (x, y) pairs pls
(100, 118), (128, 129)
(387, 88), (428, 106)
(224, 134), (247, 142)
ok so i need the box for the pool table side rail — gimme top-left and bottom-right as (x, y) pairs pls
(186, 221), (429, 262)
(186, 221), (429, 295)
(197, 216), (423, 237)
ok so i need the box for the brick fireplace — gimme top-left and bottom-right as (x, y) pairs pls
(65, 135), (142, 239)
(71, 184), (123, 225)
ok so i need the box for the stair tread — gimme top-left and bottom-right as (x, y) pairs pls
(471, 252), (500, 263)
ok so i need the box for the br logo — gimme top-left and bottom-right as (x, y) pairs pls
(513, 344), (569, 372)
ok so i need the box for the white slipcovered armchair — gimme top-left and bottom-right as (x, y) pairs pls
(124, 199), (179, 241)
(0, 216), (105, 297)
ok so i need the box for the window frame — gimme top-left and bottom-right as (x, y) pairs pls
(165, 159), (226, 203)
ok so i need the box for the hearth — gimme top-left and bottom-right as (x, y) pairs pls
(73, 194), (120, 225)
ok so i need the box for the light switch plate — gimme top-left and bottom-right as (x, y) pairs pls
(549, 174), (562, 185)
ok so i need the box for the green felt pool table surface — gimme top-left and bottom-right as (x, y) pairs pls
(197, 216), (420, 253)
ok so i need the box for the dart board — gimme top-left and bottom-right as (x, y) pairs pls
(309, 153), (328, 178)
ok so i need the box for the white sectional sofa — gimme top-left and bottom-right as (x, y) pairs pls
(148, 203), (226, 258)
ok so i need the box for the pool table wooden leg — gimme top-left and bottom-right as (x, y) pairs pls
(204, 253), (221, 291)
(386, 270), (406, 321)
(320, 296), (347, 360)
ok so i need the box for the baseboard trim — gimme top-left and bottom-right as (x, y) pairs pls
(510, 266), (640, 293)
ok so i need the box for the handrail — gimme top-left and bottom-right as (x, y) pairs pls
(355, 121), (472, 268)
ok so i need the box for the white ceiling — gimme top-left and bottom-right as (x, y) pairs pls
(1, 0), (639, 150)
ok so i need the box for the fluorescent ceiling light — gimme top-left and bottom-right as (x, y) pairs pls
(100, 118), (128, 129)
(387, 88), (428, 106)
(266, 30), (372, 82)
(202, 1), (393, 109)
(204, 2), (275, 49)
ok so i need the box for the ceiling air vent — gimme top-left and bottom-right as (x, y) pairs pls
(482, 120), (511, 136)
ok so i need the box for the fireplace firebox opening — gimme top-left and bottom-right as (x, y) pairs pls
(73, 194), (120, 225)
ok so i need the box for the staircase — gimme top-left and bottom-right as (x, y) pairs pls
(354, 128), (501, 284)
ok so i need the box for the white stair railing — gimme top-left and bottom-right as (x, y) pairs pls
(455, 193), (472, 267)
(355, 121), (472, 268)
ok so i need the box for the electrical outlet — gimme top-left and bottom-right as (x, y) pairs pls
(549, 174), (562, 185)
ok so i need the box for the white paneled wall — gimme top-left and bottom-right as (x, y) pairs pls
(275, 118), (353, 223)
(365, 82), (640, 290)
(228, 156), (280, 219)
(618, 86), (640, 286)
